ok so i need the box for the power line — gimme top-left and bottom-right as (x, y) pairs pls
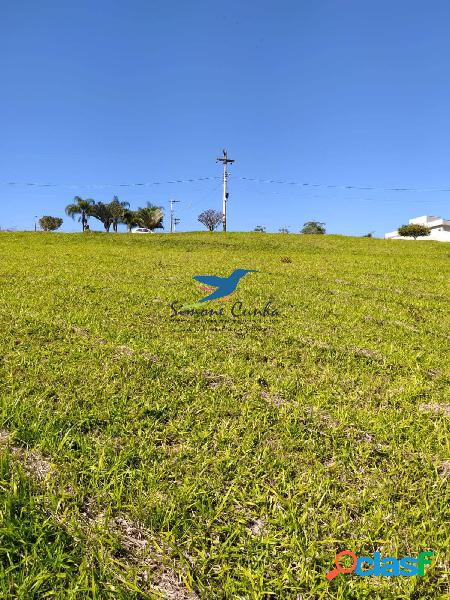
(3, 173), (450, 196)
(178, 184), (220, 214)
(235, 176), (450, 193)
(1, 176), (220, 189)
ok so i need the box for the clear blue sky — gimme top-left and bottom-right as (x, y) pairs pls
(2, 0), (450, 235)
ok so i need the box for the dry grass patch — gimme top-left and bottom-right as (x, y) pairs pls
(261, 390), (286, 408)
(202, 370), (233, 389)
(0, 429), (53, 482)
(438, 461), (450, 478)
(247, 517), (267, 538)
(419, 403), (450, 418)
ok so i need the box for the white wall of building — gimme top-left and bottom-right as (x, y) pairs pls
(385, 215), (450, 241)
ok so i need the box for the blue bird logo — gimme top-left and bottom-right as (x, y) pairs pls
(192, 269), (258, 303)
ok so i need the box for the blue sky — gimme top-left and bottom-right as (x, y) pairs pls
(2, 0), (450, 235)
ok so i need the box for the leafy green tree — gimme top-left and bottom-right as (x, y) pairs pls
(278, 227), (289, 234)
(136, 203), (164, 230)
(65, 196), (95, 231)
(92, 202), (114, 232)
(254, 225), (266, 232)
(301, 221), (326, 234)
(397, 224), (431, 240)
(39, 216), (63, 231)
(109, 196), (130, 232)
(198, 209), (223, 231)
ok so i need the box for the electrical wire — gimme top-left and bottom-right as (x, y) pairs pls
(235, 176), (450, 193)
(2, 174), (450, 207)
(1, 176), (220, 189)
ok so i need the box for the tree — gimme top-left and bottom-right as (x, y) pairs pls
(397, 224), (431, 240)
(198, 209), (223, 231)
(122, 209), (140, 232)
(92, 202), (114, 232)
(109, 196), (130, 232)
(39, 216), (63, 231)
(254, 225), (266, 232)
(301, 221), (326, 234)
(136, 203), (164, 230)
(65, 196), (95, 231)
(278, 227), (289, 234)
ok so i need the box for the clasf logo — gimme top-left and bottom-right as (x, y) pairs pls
(326, 550), (433, 581)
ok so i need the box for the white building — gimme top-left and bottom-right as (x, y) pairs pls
(385, 215), (450, 242)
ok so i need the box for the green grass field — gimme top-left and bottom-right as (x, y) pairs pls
(0, 231), (449, 599)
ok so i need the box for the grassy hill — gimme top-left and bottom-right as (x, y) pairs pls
(0, 231), (449, 599)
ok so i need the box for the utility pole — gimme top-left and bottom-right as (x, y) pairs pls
(34, 216), (38, 232)
(169, 199), (180, 233)
(216, 149), (234, 232)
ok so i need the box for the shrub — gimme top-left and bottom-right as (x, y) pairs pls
(39, 216), (63, 231)
(300, 221), (326, 234)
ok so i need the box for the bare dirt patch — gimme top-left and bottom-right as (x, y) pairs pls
(110, 515), (198, 598)
(202, 370), (233, 389)
(419, 403), (450, 418)
(248, 517), (267, 538)
(0, 429), (10, 445)
(261, 390), (286, 408)
(19, 448), (53, 481)
(438, 461), (450, 478)
(0, 429), (53, 481)
(352, 347), (384, 361)
(114, 345), (135, 357)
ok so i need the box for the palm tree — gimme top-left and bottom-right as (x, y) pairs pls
(92, 202), (114, 232)
(136, 203), (164, 231)
(121, 209), (140, 232)
(65, 196), (95, 231)
(109, 196), (130, 232)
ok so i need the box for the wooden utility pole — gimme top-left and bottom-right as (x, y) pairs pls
(216, 149), (234, 232)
